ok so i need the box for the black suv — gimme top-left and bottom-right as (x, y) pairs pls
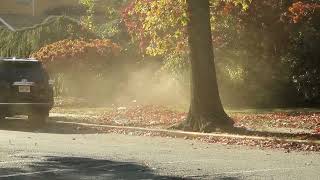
(0, 58), (53, 124)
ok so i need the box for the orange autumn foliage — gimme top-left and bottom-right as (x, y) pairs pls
(31, 39), (121, 73)
(288, 1), (320, 23)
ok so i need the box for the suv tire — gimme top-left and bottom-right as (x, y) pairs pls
(29, 110), (49, 126)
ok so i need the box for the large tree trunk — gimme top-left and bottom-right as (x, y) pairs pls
(182, 0), (234, 132)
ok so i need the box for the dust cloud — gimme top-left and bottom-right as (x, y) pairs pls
(55, 60), (190, 108)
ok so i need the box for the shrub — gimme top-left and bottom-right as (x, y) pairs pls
(31, 39), (121, 73)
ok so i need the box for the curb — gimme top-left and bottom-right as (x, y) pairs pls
(54, 121), (320, 145)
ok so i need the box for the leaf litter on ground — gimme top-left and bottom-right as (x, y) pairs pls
(52, 104), (320, 151)
(53, 105), (320, 133)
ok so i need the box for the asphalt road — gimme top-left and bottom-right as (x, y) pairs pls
(0, 119), (319, 180)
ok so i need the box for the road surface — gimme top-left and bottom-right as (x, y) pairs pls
(0, 119), (319, 179)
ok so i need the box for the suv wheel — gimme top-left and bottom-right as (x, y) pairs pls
(29, 110), (49, 126)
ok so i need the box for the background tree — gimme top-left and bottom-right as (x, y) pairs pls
(0, 16), (96, 57)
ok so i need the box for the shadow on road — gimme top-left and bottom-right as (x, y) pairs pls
(0, 156), (192, 180)
(0, 117), (99, 134)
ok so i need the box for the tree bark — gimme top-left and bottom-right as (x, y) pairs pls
(182, 0), (234, 132)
